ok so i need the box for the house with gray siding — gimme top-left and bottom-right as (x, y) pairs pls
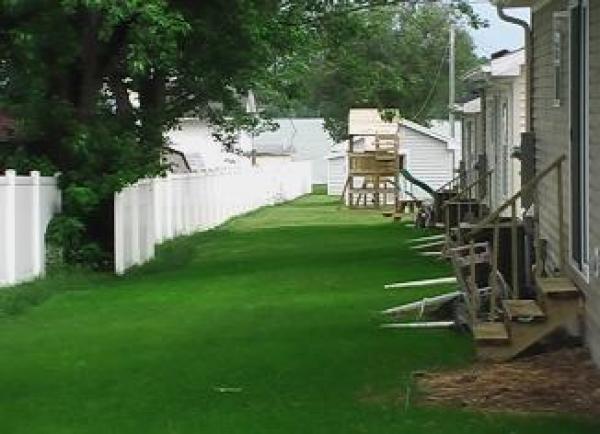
(494, 0), (600, 365)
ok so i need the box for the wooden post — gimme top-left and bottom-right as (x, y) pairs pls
(557, 162), (565, 275)
(445, 205), (451, 247)
(488, 171), (492, 211)
(469, 240), (478, 326)
(456, 202), (462, 244)
(534, 189), (542, 278)
(511, 202), (519, 299)
(491, 225), (500, 320)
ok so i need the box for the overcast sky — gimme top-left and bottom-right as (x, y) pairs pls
(468, 2), (531, 57)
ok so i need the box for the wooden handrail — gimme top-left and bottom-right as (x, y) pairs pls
(436, 172), (462, 193)
(444, 169), (493, 205)
(459, 154), (566, 305)
(466, 155), (566, 240)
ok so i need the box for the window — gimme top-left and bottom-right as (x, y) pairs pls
(553, 12), (568, 107)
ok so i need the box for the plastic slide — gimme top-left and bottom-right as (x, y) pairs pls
(399, 169), (436, 198)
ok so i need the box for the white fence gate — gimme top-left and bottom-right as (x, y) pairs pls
(0, 170), (62, 287)
(114, 162), (312, 274)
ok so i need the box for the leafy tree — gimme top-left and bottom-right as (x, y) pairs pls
(260, 3), (484, 141)
(0, 0), (481, 267)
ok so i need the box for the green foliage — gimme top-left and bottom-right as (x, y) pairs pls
(260, 4), (484, 141)
(0, 1), (483, 266)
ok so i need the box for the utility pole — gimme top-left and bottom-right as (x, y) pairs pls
(449, 22), (456, 139)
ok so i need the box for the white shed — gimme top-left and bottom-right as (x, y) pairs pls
(398, 119), (456, 200)
(329, 109), (456, 200)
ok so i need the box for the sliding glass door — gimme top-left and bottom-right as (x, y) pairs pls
(570, 0), (589, 273)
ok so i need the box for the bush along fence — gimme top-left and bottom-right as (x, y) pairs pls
(114, 162), (312, 274)
(0, 170), (62, 287)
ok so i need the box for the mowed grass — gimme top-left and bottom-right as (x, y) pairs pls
(0, 194), (598, 434)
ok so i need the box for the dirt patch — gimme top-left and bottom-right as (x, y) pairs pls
(417, 348), (600, 416)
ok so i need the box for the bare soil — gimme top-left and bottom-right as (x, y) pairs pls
(417, 348), (600, 416)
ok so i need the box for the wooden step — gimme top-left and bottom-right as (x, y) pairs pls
(349, 188), (396, 194)
(477, 296), (581, 361)
(536, 277), (580, 299)
(502, 299), (545, 321)
(473, 322), (510, 345)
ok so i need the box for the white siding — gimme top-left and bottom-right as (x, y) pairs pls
(401, 125), (454, 200)
(326, 156), (347, 196)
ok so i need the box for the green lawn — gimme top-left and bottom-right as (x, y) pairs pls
(0, 194), (598, 433)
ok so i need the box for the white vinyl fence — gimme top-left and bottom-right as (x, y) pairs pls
(0, 170), (62, 287)
(114, 162), (312, 274)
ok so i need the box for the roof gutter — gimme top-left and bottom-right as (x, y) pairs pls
(496, 5), (532, 132)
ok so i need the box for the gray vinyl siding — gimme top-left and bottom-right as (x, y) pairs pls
(532, 0), (569, 275)
(533, 0), (600, 365)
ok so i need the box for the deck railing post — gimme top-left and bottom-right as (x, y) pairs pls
(511, 202), (519, 299)
(456, 203), (462, 244)
(491, 225), (500, 320)
(469, 240), (478, 325)
(445, 205), (451, 247)
(534, 183), (542, 278)
(557, 162), (565, 275)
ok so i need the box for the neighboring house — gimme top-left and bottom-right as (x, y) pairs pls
(327, 109), (456, 200)
(457, 97), (483, 186)
(166, 118), (250, 172)
(460, 49), (526, 210)
(494, 0), (600, 365)
(429, 119), (462, 168)
(254, 118), (336, 185)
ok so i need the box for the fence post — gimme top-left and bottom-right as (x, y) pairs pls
(165, 173), (174, 239)
(3, 170), (16, 284)
(30, 171), (42, 276)
(131, 185), (141, 265)
(152, 178), (162, 243)
(114, 190), (124, 274)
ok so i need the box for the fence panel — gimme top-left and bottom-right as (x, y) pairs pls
(0, 170), (61, 287)
(115, 162), (312, 274)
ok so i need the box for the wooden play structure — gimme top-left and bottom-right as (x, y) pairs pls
(345, 133), (401, 210)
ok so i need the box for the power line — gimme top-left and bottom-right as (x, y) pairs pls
(413, 43), (449, 119)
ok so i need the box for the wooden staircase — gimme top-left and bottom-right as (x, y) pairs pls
(475, 276), (581, 361)
(447, 155), (578, 362)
